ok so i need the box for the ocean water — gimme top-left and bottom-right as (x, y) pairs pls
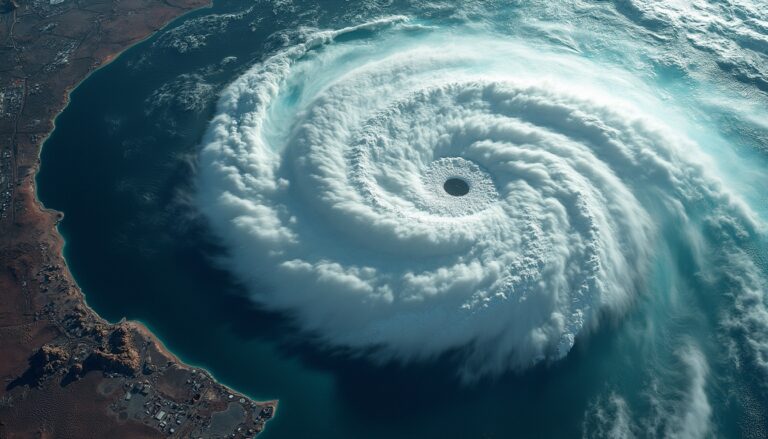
(37, 1), (768, 438)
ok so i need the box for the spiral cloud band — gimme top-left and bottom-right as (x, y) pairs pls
(196, 18), (761, 377)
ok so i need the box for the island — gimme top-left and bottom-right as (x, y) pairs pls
(0, 0), (277, 437)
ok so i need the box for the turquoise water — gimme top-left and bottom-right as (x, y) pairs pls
(38, 1), (768, 437)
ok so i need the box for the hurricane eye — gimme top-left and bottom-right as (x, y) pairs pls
(443, 178), (470, 196)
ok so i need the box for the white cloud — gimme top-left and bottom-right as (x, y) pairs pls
(583, 345), (713, 439)
(195, 18), (765, 379)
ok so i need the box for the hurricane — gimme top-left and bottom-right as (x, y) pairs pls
(195, 3), (768, 390)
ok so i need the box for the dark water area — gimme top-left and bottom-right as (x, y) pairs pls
(36, 0), (767, 437)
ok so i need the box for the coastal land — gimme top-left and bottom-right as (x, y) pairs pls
(0, 0), (276, 437)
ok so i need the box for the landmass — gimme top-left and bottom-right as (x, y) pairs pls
(0, 0), (277, 437)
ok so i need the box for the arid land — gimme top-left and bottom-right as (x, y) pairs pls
(0, 0), (276, 437)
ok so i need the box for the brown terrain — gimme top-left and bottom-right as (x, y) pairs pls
(0, 0), (276, 437)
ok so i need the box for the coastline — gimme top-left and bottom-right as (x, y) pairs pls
(0, 0), (277, 437)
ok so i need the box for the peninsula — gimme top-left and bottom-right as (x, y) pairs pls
(0, 0), (276, 437)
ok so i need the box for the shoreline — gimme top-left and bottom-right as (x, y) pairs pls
(0, 0), (277, 436)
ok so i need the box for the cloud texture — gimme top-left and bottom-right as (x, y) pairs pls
(196, 17), (765, 378)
